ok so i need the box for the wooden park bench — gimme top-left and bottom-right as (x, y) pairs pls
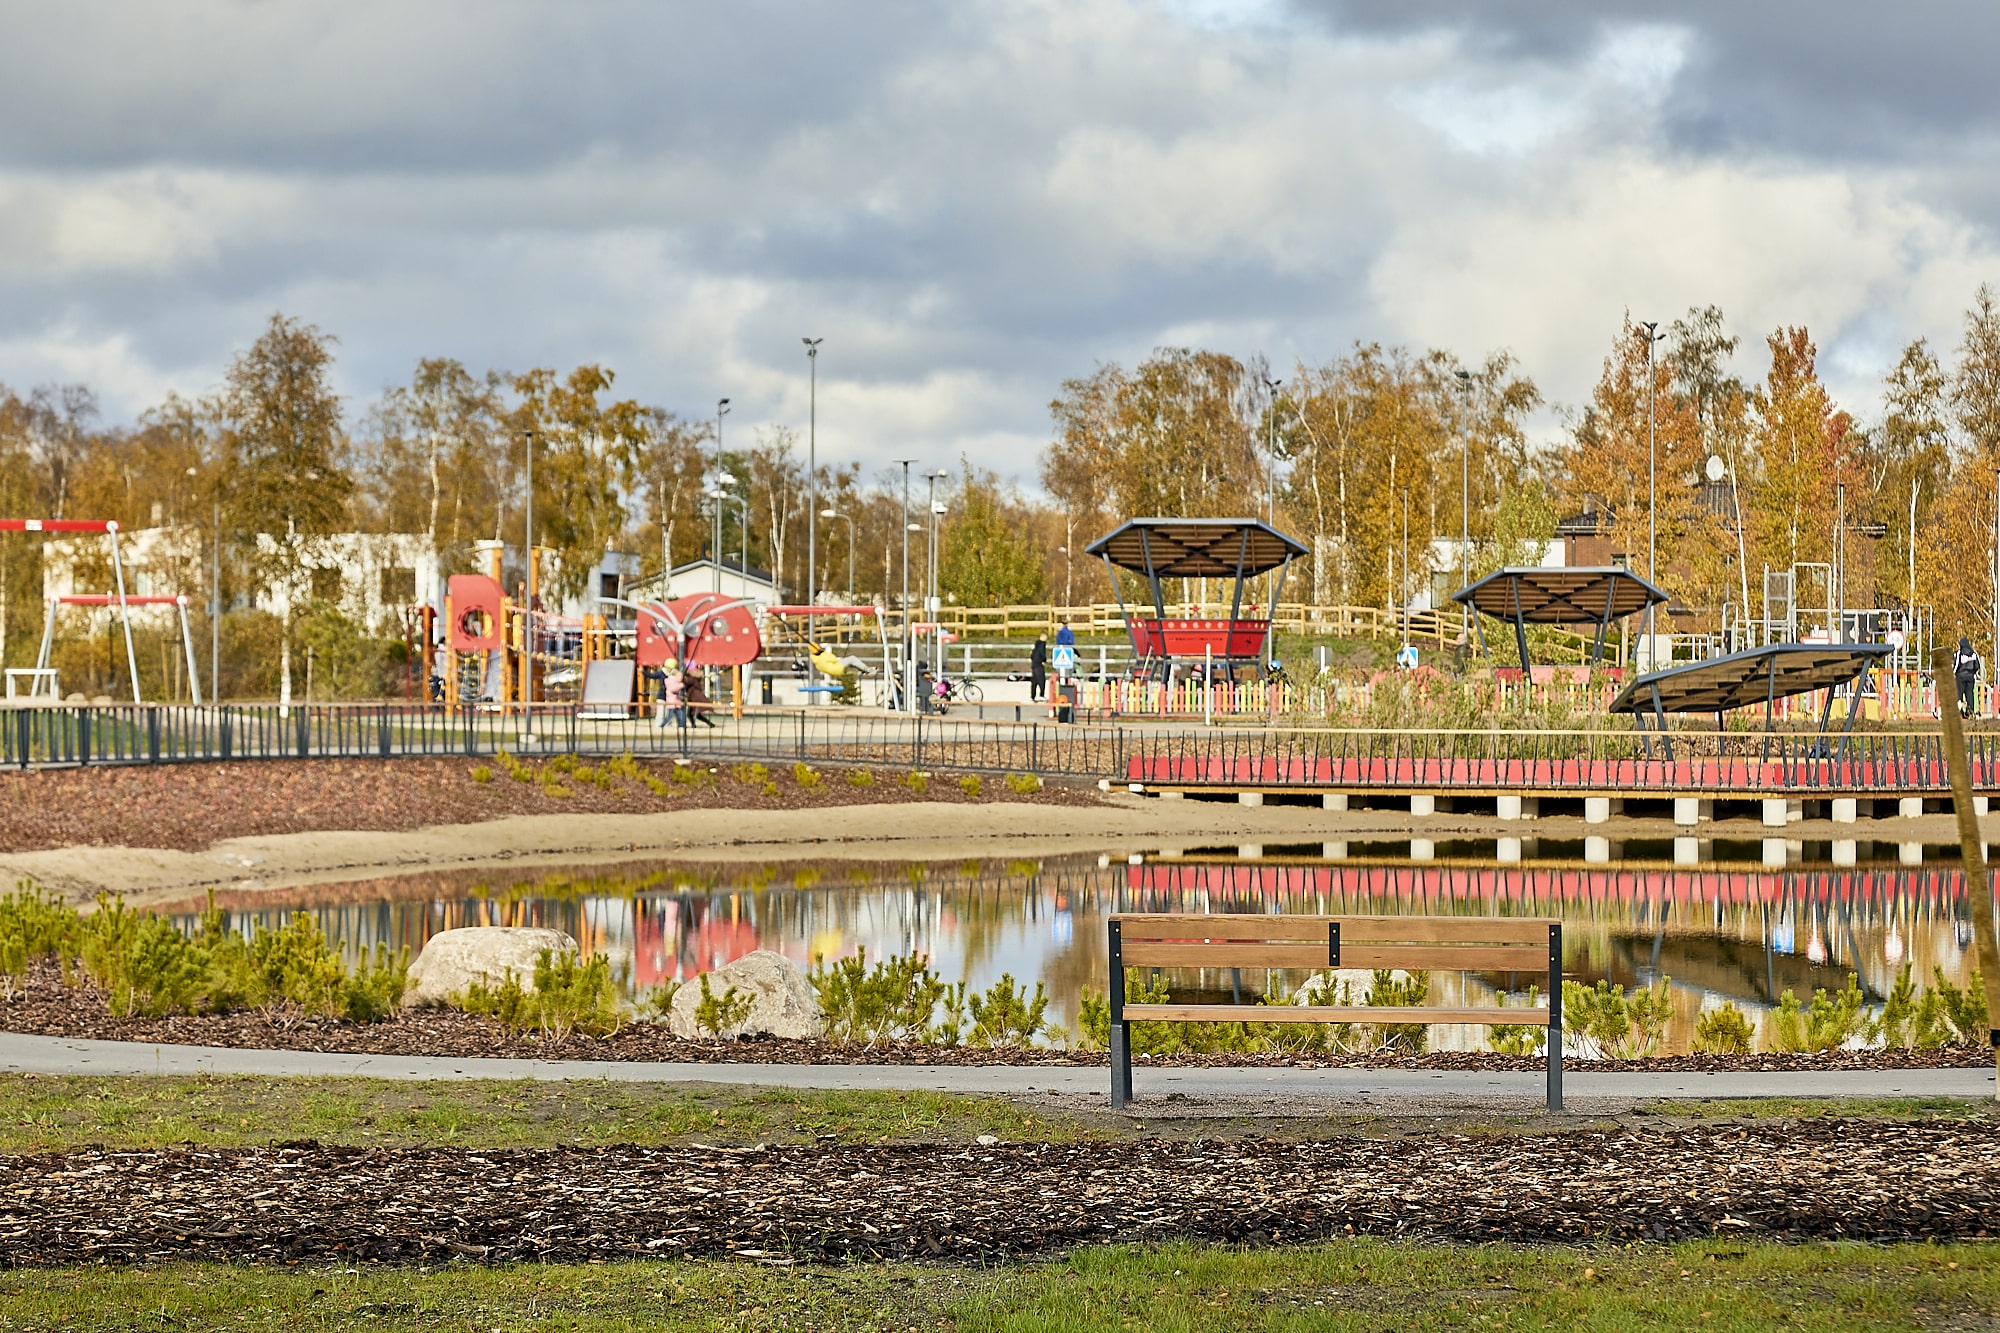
(1107, 914), (1565, 1111)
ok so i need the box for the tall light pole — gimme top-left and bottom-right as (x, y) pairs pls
(1639, 321), (1665, 656)
(1261, 374), (1282, 608)
(802, 338), (822, 608)
(712, 398), (730, 593)
(1454, 369), (1472, 588)
(924, 470), (949, 674)
(819, 507), (853, 600)
(521, 430), (536, 730)
(895, 460), (916, 711)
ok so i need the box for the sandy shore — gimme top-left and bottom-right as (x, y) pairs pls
(2, 792), (1980, 905)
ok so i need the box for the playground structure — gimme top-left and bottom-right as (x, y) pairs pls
(761, 605), (893, 707)
(1451, 566), (1666, 681)
(1086, 517), (1308, 682)
(0, 518), (204, 705)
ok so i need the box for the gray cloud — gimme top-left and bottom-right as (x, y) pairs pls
(0, 0), (1994, 487)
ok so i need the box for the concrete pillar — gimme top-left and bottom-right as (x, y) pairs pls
(1672, 796), (1711, 827)
(1237, 843), (1263, 860)
(1899, 842), (1925, 865)
(1978, 797), (1991, 817)
(1411, 793), (1436, 817)
(1497, 794), (1539, 821)
(1900, 797), (1925, 819)
(1238, 791), (1263, 808)
(1831, 840), (1857, 867)
(1584, 836), (1612, 864)
(1159, 789), (1184, 801)
(1321, 792), (1348, 811)
(1832, 798), (1857, 825)
(1762, 838), (1788, 869)
(1497, 837), (1522, 864)
(1410, 838), (1436, 861)
(1321, 841), (1348, 860)
(1158, 847), (1185, 859)
(1761, 798), (1790, 829)
(1584, 796), (1613, 825)
(1127, 853), (1145, 866)
(1673, 837), (1700, 867)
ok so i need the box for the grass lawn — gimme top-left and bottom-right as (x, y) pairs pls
(0, 1238), (1993, 1331)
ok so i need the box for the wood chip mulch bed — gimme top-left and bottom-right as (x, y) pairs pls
(0, 757), (1103, 854)
(2, 1120), (1993, 1265)
(3, 967), (1990, 1074)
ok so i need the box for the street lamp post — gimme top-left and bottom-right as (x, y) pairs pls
(895, 460), (916, 711)
(802, 338), (822, 608)
(1261, 375), (1282, 608)
(521, 430), (537, 736)
(1454, 370), (1472, 588)
(1639, 321), (1665, 657)
(819, 508), (853, 601)
(713, 399), (730, 594)
(923, 470), (949, 674)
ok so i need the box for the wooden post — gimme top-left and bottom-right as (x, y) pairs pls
(1931, 646), (2000, 1092)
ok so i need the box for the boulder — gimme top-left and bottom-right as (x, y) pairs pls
(667, 950), (821, 1040)
(403, 926), (580, 1008)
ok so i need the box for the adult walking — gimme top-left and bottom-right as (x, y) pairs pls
(1028, 634), (1048, 702)
(1954, 635), (1982, 718)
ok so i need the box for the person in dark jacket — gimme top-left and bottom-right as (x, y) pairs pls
(1954, 636), (1982, 717)
(1029, 635), (1048, 701)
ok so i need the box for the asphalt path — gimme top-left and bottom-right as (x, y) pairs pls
(0, 1033), (1991, 1106)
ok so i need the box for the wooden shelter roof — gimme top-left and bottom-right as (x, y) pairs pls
(1608, 643), (1893, 715)
(1085, 518), (1307, 579)
(1452, 566), (1668, 626)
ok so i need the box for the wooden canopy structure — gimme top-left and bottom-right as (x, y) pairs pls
(1086, 518), (1308, 676)
(1608, 642), (1894, 759)
(1451, 566), (1668, 669)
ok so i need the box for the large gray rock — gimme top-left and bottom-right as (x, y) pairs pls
(667, 949), (821, 1040)
(403, 926), (580, 1008)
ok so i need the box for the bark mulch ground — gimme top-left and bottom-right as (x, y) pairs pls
(2, 966), (1989, 1073)
(0, 757), (1103, 853)
(1, 1119), (1992, 1265)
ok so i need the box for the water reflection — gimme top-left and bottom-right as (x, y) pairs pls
(167, 848), (1987, 1048)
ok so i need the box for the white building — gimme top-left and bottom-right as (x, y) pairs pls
(629, 557), (779, 609)
(252, 532), (441, 631)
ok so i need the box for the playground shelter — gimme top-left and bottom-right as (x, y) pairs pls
(1608, 641), (1894, 759)
(1086, 517), (1307, 680)
(1451, 566), (1667, 675)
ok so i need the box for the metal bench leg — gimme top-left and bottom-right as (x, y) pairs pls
(1110, 1023), (1129, 1109)
(1547, 922), (1564, 1113)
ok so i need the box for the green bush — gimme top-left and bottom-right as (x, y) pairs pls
(968, 973), (1049, 1048)
(1487, 986), (1545, 1056)
(1561, 977), (1673, 1059)
(958, 775), (982, 797)
(792, 763), (822, 789)
(694, 974), (755, 1038)
(811, 949), (948, 1046)
(900, 770), (928, 793)
(1004, 772), (1042, 795)
(1363, 969), (1432, 1053)
(640, 980), (682, 1021)
(461, 949), (620, 1041)
(469, 765), (493, 783)
(1692, 1001), (1754, 1056)
(1766, 974), (1868, 1054)
(845, 768), (875, 787)
(248, 912), (347, 1016)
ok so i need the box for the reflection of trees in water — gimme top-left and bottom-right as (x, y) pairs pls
(182, 858), (1982, 1028)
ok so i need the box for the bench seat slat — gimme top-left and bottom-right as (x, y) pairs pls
(1113, 913), (1556, 944)
(1119, 942), (1550, 971)
(1121, 1003), (1550, 1026)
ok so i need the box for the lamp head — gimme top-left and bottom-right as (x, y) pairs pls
(819, 508), (839, 518)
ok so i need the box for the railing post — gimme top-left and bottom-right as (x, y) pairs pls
(1546, 922), (1564, 1113)
(78, 708), (91, 766)
(147, 708), (160, 764)
(379, 705), (391, 758)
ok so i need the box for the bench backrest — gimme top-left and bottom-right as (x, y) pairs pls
(1109, 913), (1559, 974)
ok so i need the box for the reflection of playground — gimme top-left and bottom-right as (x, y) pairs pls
(180, 851), (1981, 1042)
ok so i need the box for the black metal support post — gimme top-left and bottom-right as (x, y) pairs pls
(1546, 922), (1564, 1112)
(1108, 917), (1129, 1110)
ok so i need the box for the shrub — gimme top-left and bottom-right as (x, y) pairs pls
(1561, 977), (1674, 1059)
(605, 753), (643, 782)
(811, 949), (947, 1046)
(547, 754), (577, 776)
(248, 912), (348, 1017)
(1078, 973), (1175, 1053)
(1927, 965), (1989, 1045)
(968, 973), (1049, 1048)
(495, 750), (535, 783)
(671, 763), (698, 786)
(1487, 986), (1545, 1056)
(642, 773), (670, 795)
(958, 775), (982, 797)
(900, 770), (928, 793)
(0, 883), (77, 969)
(1363, 969), (1432, 1053)
(469, 765), (493, 783)
(1766, 974), (1868, 1053)
(792, 763), (821, 789)
(733, 762), (770, 786)
(694, 974), (755, 1038)
(845, 768), (875, 787)
(1692, 1001), (1754, 1056)
(462, 949), (621, 1041)
(341, 945), (409, 1023)
(1005, 772), (1042, 795)
(761, 780), (781, 799)
(640, 980), (681, 1021)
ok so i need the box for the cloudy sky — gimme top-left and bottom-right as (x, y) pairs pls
(2, 0), (1995, 488)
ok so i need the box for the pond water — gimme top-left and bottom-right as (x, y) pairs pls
(166, 837), (1987, 1051)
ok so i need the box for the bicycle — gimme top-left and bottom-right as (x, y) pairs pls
(936, 676), (983, 709)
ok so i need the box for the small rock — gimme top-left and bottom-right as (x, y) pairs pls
(976, 1134), (999, 1146)
(403, 926), (579, 1008)
(667, 950), (821, 1040)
